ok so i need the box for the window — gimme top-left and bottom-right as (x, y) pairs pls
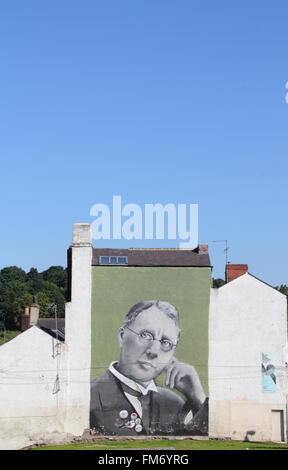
(99, 256), (128, 265)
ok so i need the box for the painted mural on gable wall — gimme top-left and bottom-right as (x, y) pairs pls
(89, 266), (210, 436)
(261, 353), (277, 393)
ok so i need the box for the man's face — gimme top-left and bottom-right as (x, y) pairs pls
(117, 306), (179, 384)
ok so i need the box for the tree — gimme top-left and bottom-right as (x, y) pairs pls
(42, 266), (67, 292)
(35, 292), (51, 318)
(0, 280), (32, 329)
(212, 278), (226, 288)
(25, 279), (66, 318)
(0, 264), (68, 329)
(275, 284), (288, 296)
(26, 267), (42, 281)
(0, 266), (26, 283)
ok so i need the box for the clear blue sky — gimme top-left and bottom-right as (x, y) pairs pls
(0, 0), (287, 286)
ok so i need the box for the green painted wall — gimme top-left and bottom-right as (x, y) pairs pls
(91, 266), (211, 395)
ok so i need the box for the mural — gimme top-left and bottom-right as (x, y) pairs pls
(261, 353), (277, 393)
(90, 266), (210, 436)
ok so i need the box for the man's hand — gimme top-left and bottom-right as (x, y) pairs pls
(165, 357), (206, 414)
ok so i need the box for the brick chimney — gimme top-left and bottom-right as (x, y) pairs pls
(225, 263), (248, 283)
(20, 312), (30, 332)
(20, 302), (40, 332)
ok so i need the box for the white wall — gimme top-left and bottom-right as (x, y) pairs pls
(0, 223), (93, 449)
(0, 326), (68, 450)
(63, 223), (92, 436)
(1, 226), (287, 447)
(209, 273), (288, 442)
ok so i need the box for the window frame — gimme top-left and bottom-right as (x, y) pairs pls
(99, 256), (128, 266)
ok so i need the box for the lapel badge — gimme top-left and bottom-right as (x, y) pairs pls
(126, 421), (135, 429)
(119, 410), (129, 419)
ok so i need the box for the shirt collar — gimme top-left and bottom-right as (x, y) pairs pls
(109, 362), (158, 395)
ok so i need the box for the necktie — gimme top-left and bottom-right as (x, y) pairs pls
(121, 383), (142, 397)
(139, 392), (151, 432)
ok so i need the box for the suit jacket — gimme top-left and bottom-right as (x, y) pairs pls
(90, 369), (208, 436)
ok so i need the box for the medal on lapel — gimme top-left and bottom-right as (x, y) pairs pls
(118, 410), (143, 431)
(119, 410), (129, 419)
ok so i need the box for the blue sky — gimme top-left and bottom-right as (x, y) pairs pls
(0, 0), (287, 286)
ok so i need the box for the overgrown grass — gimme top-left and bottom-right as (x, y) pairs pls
(30, 439), (288, 451)
(0, 330), (21, 345)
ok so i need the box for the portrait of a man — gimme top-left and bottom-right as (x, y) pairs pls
(90, 300), (208, 435)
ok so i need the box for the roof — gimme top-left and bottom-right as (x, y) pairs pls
(216, 272), (287, 297)
(92, 247), (211, 267)
(36, 318), (65, 341)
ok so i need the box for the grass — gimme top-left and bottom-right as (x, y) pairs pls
(0, 330), (21, 345)
(29, 439), (288, 451)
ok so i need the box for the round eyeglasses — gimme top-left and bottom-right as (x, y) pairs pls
(126, 326), (177, 352)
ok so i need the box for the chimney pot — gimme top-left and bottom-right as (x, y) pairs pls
(225, 264), (248, 283)
(198, 244), (208, 253)
(72, 223), (92, 246)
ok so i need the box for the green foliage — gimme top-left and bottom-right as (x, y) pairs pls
(0, 266), (26, 283)
(29, 438), (288, 451)
(42, 266), (67, 291)
(0, 265), (68, 329)
(35, 291), (51, 318)
(26, 267), (42, 281)
(0, 330), (21, 346)
(275, 284), (288, 296)
(212, 278), (226, 288)
(0, 280), (32, 329)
